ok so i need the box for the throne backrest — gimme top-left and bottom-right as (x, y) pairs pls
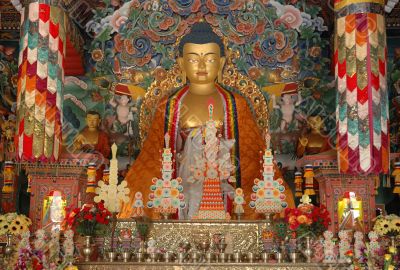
(139, 50), (269, 145)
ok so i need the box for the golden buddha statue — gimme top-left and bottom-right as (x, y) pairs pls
(119, 22), (294, 219)
(296, 115), (332, 158)
(72, 111), (111, 158)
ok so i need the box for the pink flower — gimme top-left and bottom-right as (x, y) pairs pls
(110, 11), (128, 32)
(278, 5), (303, 30)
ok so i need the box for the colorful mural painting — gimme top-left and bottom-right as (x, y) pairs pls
(60, 0), (335, 158)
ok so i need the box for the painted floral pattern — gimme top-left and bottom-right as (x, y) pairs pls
(70, 0), (334, 158)
(87, 0), (329, 88)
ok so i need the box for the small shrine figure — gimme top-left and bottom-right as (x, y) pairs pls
(338, 230), (351, 263)
(338, 191), (364, 231)
(109, 94), (135, 136)
(271, 85), (302, 132)
(297, 116), (331, 157)
(72, 111), (110, 158)
(354, 231), (366, 261)
(323, 230), (337, 263)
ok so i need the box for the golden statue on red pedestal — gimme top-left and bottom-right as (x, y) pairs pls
(119, 22), (294, 219)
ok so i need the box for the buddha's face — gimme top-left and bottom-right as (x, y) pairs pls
(308, 116), (323, 131)
(178, 43), (225, 85)
(86, 114), (100, 130)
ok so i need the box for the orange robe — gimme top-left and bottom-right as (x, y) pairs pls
(119, 88), (294, 219)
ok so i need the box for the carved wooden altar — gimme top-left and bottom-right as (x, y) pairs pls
(25, 153), (106, 230)
(76, 262), (348, 269)
(297, 152), (377, 233)
(75, 219), (349, 270)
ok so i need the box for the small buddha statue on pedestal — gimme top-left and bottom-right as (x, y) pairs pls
(72, 111), (111, 203)
(72, 111), (111, 159)
(297, 115), (331, 158)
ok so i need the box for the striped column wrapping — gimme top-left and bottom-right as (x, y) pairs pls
(335, 0), (389, 174)
(16, 1), (66, 162)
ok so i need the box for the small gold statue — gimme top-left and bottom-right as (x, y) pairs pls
(72, 111), (111, 158)
(297, 115), (331, 157)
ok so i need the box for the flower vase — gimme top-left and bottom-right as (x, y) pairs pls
(82, 235), (93, 262)
(304, 236), (313, 263)
(4, 233), (13, 256)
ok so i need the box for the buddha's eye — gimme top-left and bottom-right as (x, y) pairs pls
(188, 59), (199, 63)
(206, 59), (216, 63)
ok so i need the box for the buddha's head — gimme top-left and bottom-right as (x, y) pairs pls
(177, 22), (225, 85)
(86, 111), (101, 131)
(308, 115), (324, 132)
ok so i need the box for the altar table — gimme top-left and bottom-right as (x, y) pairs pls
(76, 262), (349, 270)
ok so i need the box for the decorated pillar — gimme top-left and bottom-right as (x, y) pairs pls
(16, 1), (66, 162)
(335, 0), (389, 174)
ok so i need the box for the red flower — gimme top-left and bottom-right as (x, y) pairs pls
(97, 202), (105, 211)
(289, 221), (299, 231)
(96, 213), (105, 224)
(84, 213), (94, 221)
(82, 204), (92, 212)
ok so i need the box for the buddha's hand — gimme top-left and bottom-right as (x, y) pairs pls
(299, 137), (308, 146)
(73, 134), (86, 149)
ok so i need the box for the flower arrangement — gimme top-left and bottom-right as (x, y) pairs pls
(373, 214), (400, 237)
(284, 197), (331, 237)
(0, 212), (31, 236)
(63, 202), (112, 236)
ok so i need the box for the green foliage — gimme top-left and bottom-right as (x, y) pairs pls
(76, 221), (110, 237)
